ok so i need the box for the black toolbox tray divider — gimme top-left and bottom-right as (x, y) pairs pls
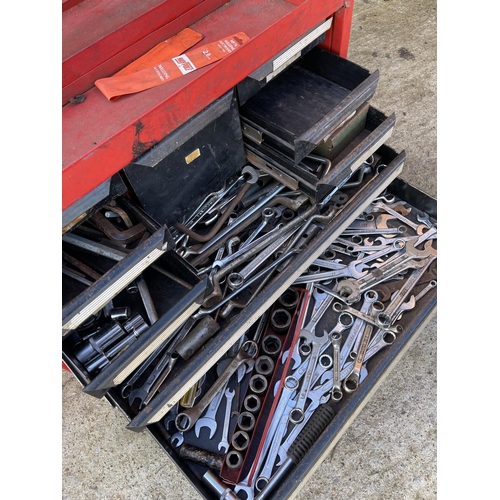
(126, 150), (406, 430)
(239, 47), (379, 165)
(62, 225), (174, 337)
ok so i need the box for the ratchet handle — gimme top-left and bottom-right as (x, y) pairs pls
(288, 402), (336, 464)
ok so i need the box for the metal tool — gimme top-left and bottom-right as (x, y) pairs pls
(290, 288), (334, 424)
(195, 363), (246, 439)
(218, 387), (236, 453)
(175, 341), (258, 432)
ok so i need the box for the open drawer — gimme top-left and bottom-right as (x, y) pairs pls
(104, 163), (436, 500)
(61, 189), (209, 397)
(239, 46), (379, 165)
(244, 106), (395, 203)
(98, 143), (406, 431)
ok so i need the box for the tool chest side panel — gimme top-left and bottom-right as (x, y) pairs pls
(62, 0), (345, 211)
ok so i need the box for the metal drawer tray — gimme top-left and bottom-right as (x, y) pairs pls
(62, 195), (208, 398)
(113, 145), (406, 430)
(107, 163), (436, 500)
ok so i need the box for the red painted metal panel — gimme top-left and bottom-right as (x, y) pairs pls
(62, 0), (346, 212)
(62, 0), (85, 13)
(319, 0), (353, 58)
(62, 0), (227, 94)
(62, 0), (231, 104)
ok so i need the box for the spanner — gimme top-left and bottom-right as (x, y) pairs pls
(343, 319), (374, 393)
(416, 211), (435, 229)
(275, 378), (333, 468)
(195, 363), (247, 439)
(333, 301), (402, 335)
(218, 387), (235, 453)
(339, 290), (379, 369)
(241, 207), (276, 248)
(275, 392), (330, 468)
(335, 239), (437, 303)
(370, 201), (427, 235)
(343, 326), (373, 393)
(234, 376), (299, 500)
(291, 261), (368, 285)
(290, 288), (334, 424)
(175, 340), (258, 432)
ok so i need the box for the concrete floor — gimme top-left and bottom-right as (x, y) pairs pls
(62, 0), (437, 498)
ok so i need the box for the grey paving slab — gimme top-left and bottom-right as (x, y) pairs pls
(62, 1), (437, 498)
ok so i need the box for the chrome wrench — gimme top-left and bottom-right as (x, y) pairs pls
(218, 387), (235, 453)
(290, 288), (334, 424)
(175, 340), (258, 432)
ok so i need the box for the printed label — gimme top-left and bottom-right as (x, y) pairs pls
(173, 54), (197, 75)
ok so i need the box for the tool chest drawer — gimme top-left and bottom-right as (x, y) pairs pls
(240, 47), (379, 165)
(103, 172), (437, 500)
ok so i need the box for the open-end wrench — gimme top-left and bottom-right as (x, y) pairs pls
(218, 387), (235, 453)
(292, 261), (368, 285)
(370, 201), (427, 235)
(120, 342), (166, 399)
(234, 376), (299, 500)
(195, 385), (225, 439)
(333, 301), (402, 335)
(275, 392), (330, 468)
(170, 432), (184, 448)
(280, 347), (302, 371)
(128, 317), (198, 408)
(416, 211), (435, 229)
(275, 375), (334, 469)
(342, 302), (386, 393)
(343, 319), (374, 393)
(378, 257), (436, 325)
(256, 397), (296, 491)
(330, 332), (342, 402)
(195, 363), (247, 439)
(341, 226), (406, 237)
(335, 239), (437, 303)
(175, 341), (258, 432)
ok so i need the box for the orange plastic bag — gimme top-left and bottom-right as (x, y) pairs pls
(95, 32), (250, 101)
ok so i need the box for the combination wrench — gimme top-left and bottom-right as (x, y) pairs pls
(194, 363), (247, 439)
(290, 288), (334, 424)
(218, 387), (236, 453)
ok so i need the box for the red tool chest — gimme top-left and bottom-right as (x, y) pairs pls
(62, 1), (437, 498)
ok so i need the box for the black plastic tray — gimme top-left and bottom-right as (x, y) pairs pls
(240, 47), (379, 165)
